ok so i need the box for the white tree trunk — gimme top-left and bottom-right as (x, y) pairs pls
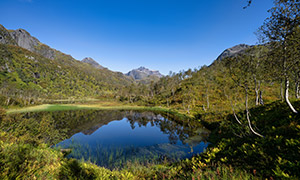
(254, 78), (259, 106)
(285, 79), (298, 113)
(6, 97), (10, 106)
(202, 104), (206, 112)
(245, 84), (264, 137)
(231, 102), (242, 125)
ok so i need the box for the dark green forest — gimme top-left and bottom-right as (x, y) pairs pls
(0, 0), (300, 179)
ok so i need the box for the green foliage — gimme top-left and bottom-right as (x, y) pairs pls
(0, 131), (62, 179)
(0, 43), (133, 107)
(0, 107), (5, 122)
(197, 100), (300, 179)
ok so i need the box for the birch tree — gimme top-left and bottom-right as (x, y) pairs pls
(225, 55), (264, 137)
(260, 0), (300, 113)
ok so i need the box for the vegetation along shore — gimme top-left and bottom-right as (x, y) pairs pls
(1, 0), (300, 179)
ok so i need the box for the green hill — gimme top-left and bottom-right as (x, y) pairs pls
(0, 25), (134, 106)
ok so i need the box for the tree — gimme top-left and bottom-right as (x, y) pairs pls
(243, 0), (253, 9)
(259, 0), (300, 113)
(225, 55), (264, 137)
(245, 46), (269, 106)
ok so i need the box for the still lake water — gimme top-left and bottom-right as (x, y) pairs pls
(13, 109), (209, 168)
(53, 110), (210, 168)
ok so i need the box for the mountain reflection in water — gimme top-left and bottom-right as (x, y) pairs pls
(52, 110), (210, 169)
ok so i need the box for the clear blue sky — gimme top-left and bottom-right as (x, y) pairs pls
(0, 0), (273, 75)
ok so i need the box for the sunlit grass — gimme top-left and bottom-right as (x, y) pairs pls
(6, 102), (172, 114)
(7, 104), (95, 114)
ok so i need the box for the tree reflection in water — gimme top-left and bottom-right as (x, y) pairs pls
(16, 109), (210, 169)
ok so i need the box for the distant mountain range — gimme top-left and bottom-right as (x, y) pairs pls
(0, 24), (162, 86)
(126, 66), (163, 80)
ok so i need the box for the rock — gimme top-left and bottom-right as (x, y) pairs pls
(33, 72), (40, 78)
(0, 24), (72, 62)
(9, 29), (39, 52)
(216, 44), (251, 61)
(0, 25), (17, 45)
(5, 63), (11, 73)
(81, 57), (104, 69)
(126, 66), (163, 80)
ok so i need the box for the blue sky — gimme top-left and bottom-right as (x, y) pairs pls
(0, 0), (273, 75)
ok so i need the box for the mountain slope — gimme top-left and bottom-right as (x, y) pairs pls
(0, 24), (133, 106)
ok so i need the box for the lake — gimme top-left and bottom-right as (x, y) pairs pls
(12, 109), (210, 169)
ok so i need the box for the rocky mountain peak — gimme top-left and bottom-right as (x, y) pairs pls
(82, 57), (104, 69)
(216, 44), (251, 60)
(126, 66), (163, 81)
(137, 66), (147, 71)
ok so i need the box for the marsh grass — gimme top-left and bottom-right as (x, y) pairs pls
(6, 102), (177, 115)
(6, 104), (97, 114)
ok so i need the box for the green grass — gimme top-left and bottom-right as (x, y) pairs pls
(6, 102), (175, 115)
(6, 104), (97, 114)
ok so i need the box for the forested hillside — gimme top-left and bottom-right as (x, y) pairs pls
(0, 25), (133, 106)
(123, 45), (283, 114)
(126, 2), (300, 119)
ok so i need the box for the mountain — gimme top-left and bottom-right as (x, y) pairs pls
(126, 66), (163, 80)
(0, 24), (133, 105)
(1, 25), (57, 60)
(82, 57), (104, 69)
(216, 44), (251, 61)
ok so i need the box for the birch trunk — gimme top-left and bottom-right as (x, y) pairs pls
(254, 78), (259, 106)
(202, 105), (206, 112)
(245, 84), (264, 137)
(231, 101), (242, 125)
(285, 78), (298, 113)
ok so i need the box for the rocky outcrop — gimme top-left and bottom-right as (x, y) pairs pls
(9, 29), (39, 52)
(34, 43), (56, 60)
(126, 66), (163, 80)
(0, 25), (17, 45)
(0, 24), (70, 62)
(216, 44), (251, 61)
(82, 57), (104, 69)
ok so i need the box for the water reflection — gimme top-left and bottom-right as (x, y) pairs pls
(13, 109), (209, 169)
(53, 110), (210, 168)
